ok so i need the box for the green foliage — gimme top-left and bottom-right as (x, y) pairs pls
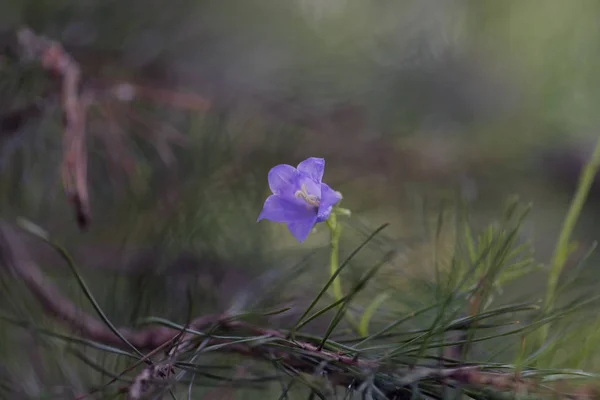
(1, 187), (599, 399)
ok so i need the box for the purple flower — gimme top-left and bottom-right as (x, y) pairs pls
(258, 157), (342, 242)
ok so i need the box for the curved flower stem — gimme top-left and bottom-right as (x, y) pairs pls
(326, 211), (360, 333)
(326, 213), (343, 302)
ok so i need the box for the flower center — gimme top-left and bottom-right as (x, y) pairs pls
(295, 183), (320, 207)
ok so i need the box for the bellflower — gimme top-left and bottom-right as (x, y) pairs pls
(258, 157), (342, 242)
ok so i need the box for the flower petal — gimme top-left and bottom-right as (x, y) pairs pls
(316, 183), (342, 222)
(258, 195), (316, 223)
(297, 172), (322, 200)
(268, 164), (299, 196)
(297, 157), (325, 183)
(287, 217), (318, 243)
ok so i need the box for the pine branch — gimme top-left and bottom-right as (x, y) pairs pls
(0, 220), (555, 399)
(1, 27), (208, 231)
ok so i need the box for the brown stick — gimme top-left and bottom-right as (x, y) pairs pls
(0, 221), (375, 361)
(8, 28), (214, 231)
(16, 27), (91, 230)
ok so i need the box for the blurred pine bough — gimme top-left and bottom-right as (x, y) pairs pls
(2, 190), (600, 399)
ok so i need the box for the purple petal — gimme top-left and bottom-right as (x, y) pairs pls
(297, 172), (322, 199)
(297, 158), (325, 183)
(268, 164), (299, 196)
(258, 195), (316, 223)
(316, 183), (342, 222)
(287, 217), (318, 242)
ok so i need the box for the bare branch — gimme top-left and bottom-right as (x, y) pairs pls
(16, 27), (90, 229)
(5, 27), (208, 231)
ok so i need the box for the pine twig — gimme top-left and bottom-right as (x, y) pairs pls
(16, 27), (90, 230)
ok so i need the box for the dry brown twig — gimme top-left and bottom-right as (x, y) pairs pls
(7, 27), (209, 231)
(16, 27), (90, 229)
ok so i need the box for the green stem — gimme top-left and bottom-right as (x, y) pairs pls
(540, 137), (600, 347)
(326, 210), (360, 333)
(327, 213), (343, 302)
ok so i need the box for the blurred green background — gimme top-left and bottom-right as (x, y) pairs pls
(2, 0), (600, 398)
